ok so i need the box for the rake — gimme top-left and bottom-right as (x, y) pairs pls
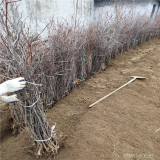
(89, 76), (146, 108)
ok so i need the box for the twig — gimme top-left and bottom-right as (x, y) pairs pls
(155, 128), (160, 132)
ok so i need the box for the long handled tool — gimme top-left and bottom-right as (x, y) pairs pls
(89, 76), (146, 108)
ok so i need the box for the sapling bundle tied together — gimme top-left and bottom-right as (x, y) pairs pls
(17, 85), (59, 156)
(0, 1), (59, 156)
(0, 33), (59, 156)
(0, 33), (59, 155)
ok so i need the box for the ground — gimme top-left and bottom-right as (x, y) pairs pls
(0, 39), (160, 160)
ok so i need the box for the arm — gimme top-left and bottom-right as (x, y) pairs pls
(0, 77), (26, 95)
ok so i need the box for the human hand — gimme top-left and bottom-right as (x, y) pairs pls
(0, 77), (26, 95)
(1, 94), (19, 103)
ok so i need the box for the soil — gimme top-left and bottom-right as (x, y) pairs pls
(0, 39), (160, 160)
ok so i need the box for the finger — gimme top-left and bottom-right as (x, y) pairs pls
(12, 94), (17, 97)
(19, 85), (26, 89)
(12, 95), (19, 101)
(19, 81), (26, 85)
(16, 77), (25, 81)
(14, 98), (19, 101)
(10, 99), (19, 103)
(15, 97), (19, 101)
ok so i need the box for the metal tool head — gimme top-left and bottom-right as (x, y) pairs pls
(131, 76), (146, 80)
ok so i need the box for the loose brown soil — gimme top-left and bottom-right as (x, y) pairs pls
(0, 39), (160, 160)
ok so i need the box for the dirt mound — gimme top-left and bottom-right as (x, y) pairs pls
(1, 39), (160, 160)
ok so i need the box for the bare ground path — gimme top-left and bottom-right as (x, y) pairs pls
(1, 39), (160, 160)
